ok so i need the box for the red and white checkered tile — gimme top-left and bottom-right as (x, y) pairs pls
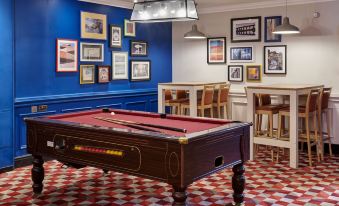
(0, 152), (338, 205)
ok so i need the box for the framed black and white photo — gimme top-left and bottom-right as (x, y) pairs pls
(130, 60), (151, 81)
(110, 25), (122, 48)
(81, 11), (107, 40)
(80, 65), (95, 84)
(231, 16), (261, 43)
(207, 37), (226, 64)
(228, 65), (243, 82)
(264, 45), (287, 74)
(80, 42), (104, 62)
(265, 16), (282, 42)
(230, 46), (254, 62)
(112, 52), (128, 80)
(130, 41), (148, 57)
(97, 65), (110, 83)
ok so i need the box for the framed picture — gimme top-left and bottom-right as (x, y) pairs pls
(112, 52), (128, 80)
(56, 39), (78, 72)
(230, 46), (254, 62)
(80, 65), (95, 84)
(130, 41), (148, 57)
(110, 25), (122, 48)
(264, 45), (287, 74)
(80, 42), (104, 62)
(228, 65), (243, 82)
(130, 60), (151, 81)
(264, 16), (282, 42)
(98, 66), (110, 83)
(81, 11), (107, 40)
(207, 37), (226, 64)
(231, 16), (261, 43)
(246, 65), (262, 82)
(124, 19), (136, 37)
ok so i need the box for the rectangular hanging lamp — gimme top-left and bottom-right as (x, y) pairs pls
(131, 0), (198, 23)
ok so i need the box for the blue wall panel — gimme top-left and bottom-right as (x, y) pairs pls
(0, 0), (14, 168)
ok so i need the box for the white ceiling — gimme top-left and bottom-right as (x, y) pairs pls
(80, 0), (336, 13)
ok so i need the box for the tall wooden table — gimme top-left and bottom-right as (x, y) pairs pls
(158, 82), (225, 117)
(246, 84), (323, 168)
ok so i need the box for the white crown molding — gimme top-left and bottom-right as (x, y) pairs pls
(78, 0), (133, 9)
(198, 0), (337, 14)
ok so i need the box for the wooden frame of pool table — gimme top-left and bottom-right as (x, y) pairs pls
(25, 109), (251, 206)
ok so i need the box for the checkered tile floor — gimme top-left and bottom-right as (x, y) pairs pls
(0, 152), (338, 206)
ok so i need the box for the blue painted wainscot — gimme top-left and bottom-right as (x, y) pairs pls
(12, 0), (172, 159)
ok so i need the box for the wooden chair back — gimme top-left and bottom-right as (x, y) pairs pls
(218, 83), (230, 104)
(260, 94), (271, 106)
(176, 90), (187, 99)
(201, 85), (215, 106)
(319, 87), (331, 110)
(306, 89), (320, 113)
(165, 90), (172, 101)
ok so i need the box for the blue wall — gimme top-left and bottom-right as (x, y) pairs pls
(11, 0), (172, 159)
(0, 0), (14, 169)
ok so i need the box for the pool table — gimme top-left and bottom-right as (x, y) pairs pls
(25, 109), (251, 206)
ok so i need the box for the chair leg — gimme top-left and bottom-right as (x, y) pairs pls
(223, 105), (227, 119)
(325, 111), (333, 156)
(269, 113), (273, 137)
(313, 113), (320, 162)
(255, 115), (260, 135)
(259, 115), (262, 135)
(277, 114), (282, 139)
(217, 106), (221, 119)
(318, 110), (324, 160)
(305, 117), (313, 167)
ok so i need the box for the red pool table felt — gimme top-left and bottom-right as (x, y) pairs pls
(47, 110), (230, 137)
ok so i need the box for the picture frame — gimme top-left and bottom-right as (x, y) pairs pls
(81, 11), (107, 40)
(112, 52), (128, 80)
(264, 45), (287, 74)
(110, 25), (122, 48)
(264, 16), (282, 42)
(246, 65), (262, 82)
(97, 65), (110, 83)
(80, 65), (95, 84)
(80, 42), (104, 62)
(130, 40), (148, 57)
(231, 16), (261, 43)
(130, 60), (151, 81)
(207, 37), (226, 64)
(228, 65), (243, 82)
(230, 46), (254, 63)
(124, 19), (136, 37)
(56, 39), (78, 72)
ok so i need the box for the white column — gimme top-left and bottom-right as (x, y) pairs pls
(189, 87), (198, 117)
(289, 90), (299, 168)
(246, 89), (255, 161)
(158, 85), (165, 114)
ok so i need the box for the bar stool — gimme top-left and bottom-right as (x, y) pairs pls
(318, 87), (333, 159)
(213, 83), (230, 119)
(181, 85), (215, 117)
(165, 90), (188, 115)
(276, 89), (321, 166)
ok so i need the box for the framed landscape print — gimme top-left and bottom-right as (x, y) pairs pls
(97, 66), (110, 83)
(81, 11), (107, 40)
(230, 46), (254, 63)
(56, 39), (78, 72)
(246, 65), (262, 82)
(207, 37), (226, 64)
(130, 41), (148, 57)
(264, 45), (287, 74)
(265, 16), (282, 42)
(231, 16), (261, 43)
(112, 52), (128, 80)
(228, 65), (243, 82)
(110, 25), (122, 48)
(130, 60), (151, 81)
(124, 19), (136, 37)
(80, 65), (95, 84)
(80, 42), (104, 62)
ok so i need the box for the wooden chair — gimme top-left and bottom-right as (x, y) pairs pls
(276, 89), (321, 166)
(317, 88), (333, 159)
(181, 85), (215, 117)
(213, 83), (230, 119)
(165, 90), (188, 115)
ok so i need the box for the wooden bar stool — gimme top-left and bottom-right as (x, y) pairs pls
(165, 90), (188, 115)
(276, 89), (321, 166)
(181, 85), (215, 117)
(318, 87), (333, 159)
(213, 83), (230, 119)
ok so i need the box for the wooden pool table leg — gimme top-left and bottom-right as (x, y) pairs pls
(31, 155), (44, 194)
(232, 163), (245, 205)
(172, 186), (187, 206)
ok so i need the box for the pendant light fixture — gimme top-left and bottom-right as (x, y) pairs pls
(273, 0), (300, 34)
(184, 24), (206, 39)
(131, 0), (198, 23)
